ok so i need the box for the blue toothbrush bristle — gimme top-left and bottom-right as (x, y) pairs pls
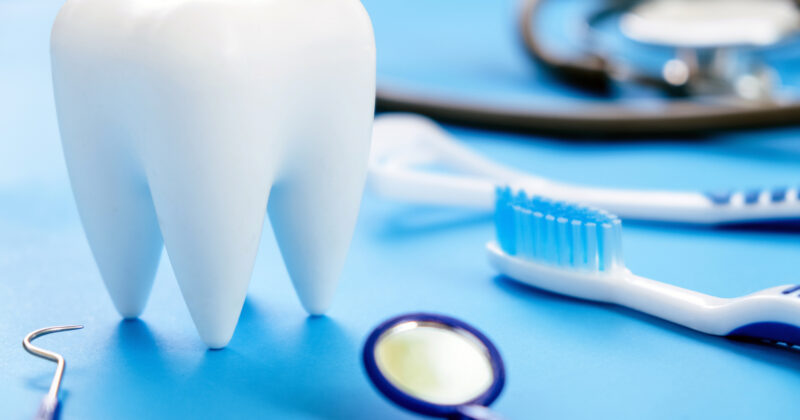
(494, 187), (624, 272)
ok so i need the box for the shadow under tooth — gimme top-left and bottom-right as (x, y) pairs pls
(585, 222), (598, 271)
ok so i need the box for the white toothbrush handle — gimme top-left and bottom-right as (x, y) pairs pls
(614, 274), (800, 341)
(368, 166), (497, 210)
(487, 243), (800, 344)
(518, 180), (800, 225)
(369, 113), (539, 209)
(372, 154), (800, 225)
(370, 114), (800, 225)
(612, 273), (729, 334)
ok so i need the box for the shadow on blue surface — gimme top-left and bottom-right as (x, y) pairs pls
(25, 371), (58, 395)
(494, 276), (800, 368)
(94, 301), (392, 419)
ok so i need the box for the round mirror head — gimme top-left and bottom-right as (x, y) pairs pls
(363, 313), (505, 418)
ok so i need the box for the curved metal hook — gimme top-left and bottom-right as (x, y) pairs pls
(23, 325), (83, 420)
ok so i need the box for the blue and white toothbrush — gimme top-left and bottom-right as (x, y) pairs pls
(370, 113), (800, 225)
(488, 187), (800, 347)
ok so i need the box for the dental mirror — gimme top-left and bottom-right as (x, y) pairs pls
(363, 313), (505, 420)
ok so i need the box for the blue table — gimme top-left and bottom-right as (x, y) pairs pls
(2, 1), (800, 419)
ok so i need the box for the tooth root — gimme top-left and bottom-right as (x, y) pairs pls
(68, 157), (163, 318)
(144, 122), (273, 349)
(268, 135), (370, 316)
(55, 101), (163, 318)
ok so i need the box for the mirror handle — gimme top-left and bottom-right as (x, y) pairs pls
(455, 404), (504, 420)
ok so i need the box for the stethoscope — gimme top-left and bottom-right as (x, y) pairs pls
(363, 313), (506, 420)
(376, 0), (800, 136)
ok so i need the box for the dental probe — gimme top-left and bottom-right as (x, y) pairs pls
(23, 325), (83, 420)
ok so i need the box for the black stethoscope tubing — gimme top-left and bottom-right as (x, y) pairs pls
(375, 0), (800, 137)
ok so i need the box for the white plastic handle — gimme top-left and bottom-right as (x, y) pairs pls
(369, 113), (800, 225)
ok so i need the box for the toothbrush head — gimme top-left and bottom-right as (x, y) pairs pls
(494, 187), (625, 273)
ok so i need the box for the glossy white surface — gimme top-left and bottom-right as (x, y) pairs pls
(51, 0), (376, 348)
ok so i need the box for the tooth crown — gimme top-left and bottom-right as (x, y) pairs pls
(52, 0), (376, 348)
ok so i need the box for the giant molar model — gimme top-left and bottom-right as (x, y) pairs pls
(51, 0), (376, 348)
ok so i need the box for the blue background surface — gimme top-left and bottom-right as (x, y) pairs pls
(2, 1), (800, 419)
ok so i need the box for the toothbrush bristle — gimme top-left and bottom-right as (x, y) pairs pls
(494, 187), (624, 272)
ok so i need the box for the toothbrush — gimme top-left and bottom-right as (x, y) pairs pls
(369, 113), (800, 225)
(487, 187), (800, 347)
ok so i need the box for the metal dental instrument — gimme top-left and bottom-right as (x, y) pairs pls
(23, 325), (84, 420)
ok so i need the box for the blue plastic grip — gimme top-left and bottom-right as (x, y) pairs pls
(726, 322), (800, 347)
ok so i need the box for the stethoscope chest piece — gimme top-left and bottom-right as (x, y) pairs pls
(618, 0), (800, 99)
(362, 313), (505, 419)
(620, 0), (800, 49)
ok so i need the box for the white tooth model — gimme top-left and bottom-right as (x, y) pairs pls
(50, 0), (376, 348)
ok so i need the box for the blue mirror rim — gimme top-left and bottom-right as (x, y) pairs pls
(362, 312), (506, 418)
